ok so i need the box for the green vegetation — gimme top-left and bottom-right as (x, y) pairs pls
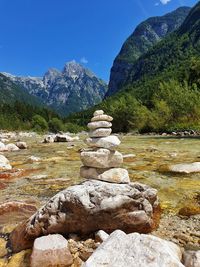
(66, 2), (200, 133)
(0, 101), (84, 133)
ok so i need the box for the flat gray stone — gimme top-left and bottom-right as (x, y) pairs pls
(91, 114), (113, 122)
(85, 136), (121, 150)
(87, 121), (112, 130)
(161, 162), (200, 174)
(99, 168), (130, 183)
(80, 149), (123, 168)
(80, 167), (130, 183)
(89, 128), (112, 138)
(80, 166), (109, 179)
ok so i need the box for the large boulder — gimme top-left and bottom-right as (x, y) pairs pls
(30, 234), (73, 267)
(83, 230), (184, 267)
(10, 180), (160, 252)
(80, 149), (123, 168)
(0, 155), (12, 170)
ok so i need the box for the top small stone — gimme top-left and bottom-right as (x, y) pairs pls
(91, 114), (113, 122)
(93, 110), (104, 117)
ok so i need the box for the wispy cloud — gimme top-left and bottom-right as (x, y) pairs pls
(160, 0), (171, 4)
(155, 2), (160, 6)
(80, 57), (88, 64)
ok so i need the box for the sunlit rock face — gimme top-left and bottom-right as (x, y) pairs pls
(2, 61), (108, 116)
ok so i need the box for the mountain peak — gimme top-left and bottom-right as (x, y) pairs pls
(62, 61), (84, 78)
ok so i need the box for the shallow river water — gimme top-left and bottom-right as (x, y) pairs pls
(0, 134), (199, 244)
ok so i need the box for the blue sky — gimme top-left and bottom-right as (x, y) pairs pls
(0, 0), (198, 81)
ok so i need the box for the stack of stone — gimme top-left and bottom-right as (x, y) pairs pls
(80, 110), (130, 183)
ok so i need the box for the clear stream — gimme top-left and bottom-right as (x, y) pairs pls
(0, 134), (200, 229)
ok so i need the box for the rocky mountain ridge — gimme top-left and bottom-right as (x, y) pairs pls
(2, 61), (108, 116)
(107, 6), (191, 96)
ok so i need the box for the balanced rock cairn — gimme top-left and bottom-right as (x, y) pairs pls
(80, 110), (130, 183)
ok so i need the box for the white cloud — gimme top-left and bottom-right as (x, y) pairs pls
(160, 0), (171, 4)
(80, 57), (88, 64)
(155, 2), (159, 6)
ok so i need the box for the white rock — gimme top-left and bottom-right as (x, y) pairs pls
(87, 121), (112, 130)
(43, 135), (55, 143)
(0, 155), (12, 170)
(89, 128), (112, 138)
(30, 234), (73, 267)
(93, 110), (104, 116)
(183, 250), (200, 267)
(80, 149), (123, 168)
(86, 136), (121, 150)
(91, 114), (113, 122)
(0, 142), (6, 152)
(5, 143), (19, 151)
(168, 162), (200, 174)
(99, 168), (130, 183)
(83, 230), (184, 267)
(27, 156), (41, 163)
(95, 230), (109, 243)
(16, 141), (28, 149)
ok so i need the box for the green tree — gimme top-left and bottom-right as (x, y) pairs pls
(48, 118), (64, 133)
(32, 115), (48, 132)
